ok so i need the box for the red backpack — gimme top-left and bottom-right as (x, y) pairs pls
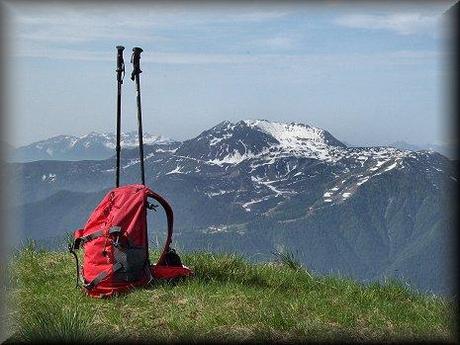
(69, 184), (192, 298)
(69, 46), (191, 298)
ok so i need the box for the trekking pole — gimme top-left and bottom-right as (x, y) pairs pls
(115, 45), (125, 188)
(131, 47), (145, 185)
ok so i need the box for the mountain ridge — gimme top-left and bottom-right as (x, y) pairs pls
(6, 121), (456, 162)
(10, 131), (177, 162)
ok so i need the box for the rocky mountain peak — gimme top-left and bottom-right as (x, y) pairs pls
(176, 119), (349, 165)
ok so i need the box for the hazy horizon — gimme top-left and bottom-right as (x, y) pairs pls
(2, 1), (456, 148)
(3, 118), (454, 150)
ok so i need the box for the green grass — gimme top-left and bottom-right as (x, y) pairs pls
(4, 244), (457, 343)
(271, 249), (304, 272)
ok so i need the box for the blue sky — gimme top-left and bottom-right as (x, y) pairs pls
(2, 1), (456, 147)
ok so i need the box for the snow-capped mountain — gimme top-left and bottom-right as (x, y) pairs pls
(152, 120), (451, 219)
(176, 120), (347, 165)
(11, 131), (177, 162)
(8, 119), (457, 295)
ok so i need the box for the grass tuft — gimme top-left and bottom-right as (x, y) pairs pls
(272, 249), (303, 271)
(15, 299), (109, 343)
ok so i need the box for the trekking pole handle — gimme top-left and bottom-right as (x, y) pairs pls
(116, 46), (125, 83)
(131, 47), (143, 81)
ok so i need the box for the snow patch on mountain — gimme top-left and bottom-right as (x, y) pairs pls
(384, 162), (398, 172)
(246, 120), (326, 146)
(242, 195), (272, 212)
(244, 119), (346, 162)
(342, 192), (352, 199)
(209, 133), (233, 146)
(166, 165), (186, 175)
(205, 190), (230, 197)
(208, 149), (258, 166)
(41, 173), (57, 183)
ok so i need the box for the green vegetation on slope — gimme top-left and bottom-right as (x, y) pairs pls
(4, 244), (456, 343)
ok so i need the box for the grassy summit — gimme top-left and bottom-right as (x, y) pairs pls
(4, 244), (456, 343)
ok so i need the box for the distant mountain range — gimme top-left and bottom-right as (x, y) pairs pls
(387, 141), (457, 160)
(6, 119), (457, 295)
(7, 132), (456, 163)
(342, 140), (456, 160)
(9, 131), (176, 162)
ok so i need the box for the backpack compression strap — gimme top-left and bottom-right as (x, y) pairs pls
(83, 262), (123, 290)
(73, 227), (122, 250)
(68, 226), (122, 288)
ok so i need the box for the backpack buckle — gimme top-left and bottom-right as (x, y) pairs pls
(113, 235), (120, 247)
(109, 226), (122, 247)
(147, 202), (159, 211)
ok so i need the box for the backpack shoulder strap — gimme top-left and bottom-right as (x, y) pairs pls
(146, 191), (174, 266)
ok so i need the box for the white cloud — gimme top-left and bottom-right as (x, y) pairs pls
(335, 13), (440, 35)
(3, 2), (294, 54)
